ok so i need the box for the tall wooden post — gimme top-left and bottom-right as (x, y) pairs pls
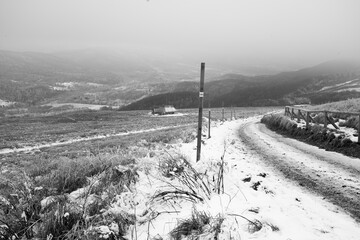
(297, 110), (300, 123)
(196, 63), (205, 162)
(306, 111), (310, 130)
(208, 110), (211, 139)
(222, 103), (224, 121)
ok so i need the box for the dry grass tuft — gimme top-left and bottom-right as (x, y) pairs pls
(154, 154), (211, 202)
(28, 154), (134, 194)
(265, 222), (280, 232)
(170, 209), (225, 240)
(170, 209), (210, 240)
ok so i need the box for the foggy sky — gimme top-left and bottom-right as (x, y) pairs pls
(1, 0), (359, 67)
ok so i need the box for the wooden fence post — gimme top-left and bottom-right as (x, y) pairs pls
(306, 111), (310, 130)
(291, 108), (294, 120)
(324, 111), (328, 129)
(297, 110), (301, 123)
(208, 110), (211, 139)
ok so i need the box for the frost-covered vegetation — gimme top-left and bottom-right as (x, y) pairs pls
(0, 134), (202, 239)
(1, 107), (281, 239)
(309, 98), (360, 113)
(0, 127), (266, 239)
(261, 108), (360, 158)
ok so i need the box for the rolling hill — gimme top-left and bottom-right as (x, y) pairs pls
(121, 59), (360, 110)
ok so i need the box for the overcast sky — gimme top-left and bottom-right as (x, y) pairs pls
(1, 0), (359, 67)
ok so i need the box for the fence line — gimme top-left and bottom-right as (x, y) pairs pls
(284, 106), (360, 143)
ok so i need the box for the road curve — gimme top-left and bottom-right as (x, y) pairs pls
(238, 118), (360, 222)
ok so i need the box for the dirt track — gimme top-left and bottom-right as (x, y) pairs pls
(238, 119), (360, 222)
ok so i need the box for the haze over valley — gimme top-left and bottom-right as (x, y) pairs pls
(1, 0), (360, 111)
(1, 48), (360, 111)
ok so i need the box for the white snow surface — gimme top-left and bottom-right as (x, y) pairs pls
(319, 78), (360, 92)
(43, 102), (108, 110)
(0, 99), (15, 107)
(129, 117), (360, 239)
(295, 117), (358, 142)
(149, 112), (188, 117)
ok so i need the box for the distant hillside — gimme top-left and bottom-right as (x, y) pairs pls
(0, 50), (124, 105)
(0, 49), (198, 105)
(0, 49), (212, 106)
(0, 50), (122, 85)
(121, 59), (360, 110)
(2, 50), (360, 108)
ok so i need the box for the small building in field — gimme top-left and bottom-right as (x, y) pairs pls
(152, 105), (177, 115)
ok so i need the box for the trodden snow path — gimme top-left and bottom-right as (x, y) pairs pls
(178, 116), (360, 240)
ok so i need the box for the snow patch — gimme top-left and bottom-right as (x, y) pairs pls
(0, 99), (15, 107)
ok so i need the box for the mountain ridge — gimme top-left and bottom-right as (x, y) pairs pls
(121, 59), (360, 110)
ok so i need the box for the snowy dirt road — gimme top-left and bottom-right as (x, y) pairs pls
(178, 116), (360, 239)
(238, 118), (360, 222)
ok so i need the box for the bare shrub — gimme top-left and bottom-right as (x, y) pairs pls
(261, 114), (297, 131)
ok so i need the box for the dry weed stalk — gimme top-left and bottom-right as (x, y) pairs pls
(227, 213), (263, 233)
(215, 141), (228, 194)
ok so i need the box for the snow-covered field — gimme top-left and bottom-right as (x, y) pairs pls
(126, 117), (360, 239)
